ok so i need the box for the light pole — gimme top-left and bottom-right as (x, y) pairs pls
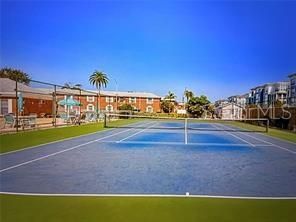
(109, 76), (119, 112)
(114, 78), (118, 112)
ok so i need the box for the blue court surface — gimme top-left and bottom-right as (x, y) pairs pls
(1, 120), (296, 197)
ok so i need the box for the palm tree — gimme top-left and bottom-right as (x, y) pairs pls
(184, 89), (194, 103)
(165, 91), (176, 113)
(89, 70), (109, 113)
(62, 82), (82, 89)
(165, 91), (176, 101)
(0, 67), (31, 85)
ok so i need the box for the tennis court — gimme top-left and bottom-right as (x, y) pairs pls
(1, 115), (296, 197)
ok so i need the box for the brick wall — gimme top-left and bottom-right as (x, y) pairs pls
(11, 98), (53, 117)
(79, 95), (161, 113)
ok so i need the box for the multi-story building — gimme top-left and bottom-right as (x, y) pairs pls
(248, 85), (264, 105)
(214, 99), (228, 108)
(248, 81), (289, 107)
(228, 94), (248, 108)
(269, 81), (289, 106)
(80, 90), (161, 113)
(0, 78), (161, 116)
(288, 73), (296, 106)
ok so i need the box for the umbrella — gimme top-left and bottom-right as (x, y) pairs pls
(58, 96), (81, 119)
(17, 92), (24, 113)
(58, 97), (80, 106)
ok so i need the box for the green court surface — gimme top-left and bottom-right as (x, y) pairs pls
(1, 195), (295, 222)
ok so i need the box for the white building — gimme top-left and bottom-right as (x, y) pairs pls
(215, 103), (244, 119)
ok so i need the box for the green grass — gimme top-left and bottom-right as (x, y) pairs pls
(1, 195), (295, 222)
(0, 119), (139, 154)
(227, 121), (296, 143)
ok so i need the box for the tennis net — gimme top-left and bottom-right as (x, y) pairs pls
(104, 114), (269, 133)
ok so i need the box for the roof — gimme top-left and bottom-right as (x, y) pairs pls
(251, 85), (264, 90)
(90, 90), (161, 98)
(221, 102), (243, 109)
(288, 73), (296, 78)
(0, 78), (160, 99)
(0, 78), (52, 99)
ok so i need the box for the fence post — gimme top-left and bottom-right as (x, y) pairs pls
(15, 80), (19, 132)
(96, 93), (99, 122)
(53, 85), (57, 127)
(266, 119), (269, 133)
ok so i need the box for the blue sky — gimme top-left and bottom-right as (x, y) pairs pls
(1, 0), (295, 101)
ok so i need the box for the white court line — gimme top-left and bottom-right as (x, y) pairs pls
(219, 124), (296, 154)
(0, 127), (113, 156)
(101, 140), (273, 147)
(213, 124), (255, 147)
(0, 122), (153, 173)
(0, 120), (152, 156)
(0, 191), (295, 200)
(116, 121), (159, 143)
(184, 119), (188, 144)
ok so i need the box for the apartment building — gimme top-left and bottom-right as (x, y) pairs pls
(288, 73), (296, 106)
(248, 81), (289, 107)
(228, 94), (248, 108)
(80, 90), (161, 113)
(0, 78), (161, 116)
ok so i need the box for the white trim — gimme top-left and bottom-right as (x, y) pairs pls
(146, 97), (153, 104)
(105, 96), (114, 103)
(146, 105), (153, 113)
(87, 104), (95, 111)
(0, 192), (295, 199)
(129, 97), (136, 103)
(8, 99), (12, 113)
(86, 96), (95, 102)
(105, 105), (113, 112)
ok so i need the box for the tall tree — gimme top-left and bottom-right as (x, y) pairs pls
(0, 67), (31, 85)
(184, 89), (194, 103)
(161, 100), (174, 113)
(186, 95), (211, 118)
(89, 70), (109, 112)
(165, 91), (176, 113)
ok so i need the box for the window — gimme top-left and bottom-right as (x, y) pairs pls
(87, 104), (94, 111)
(39, 100), (45, 104)
(129, 97), (136, 103)
(106, 105), (113, 112)
(87, 96), (95, 102)
(146, 106), (153, 113)
(147, 98), (153, 104)
(119, 97), (125, 102)
(106, 97), (114, 103)
(0, 99), (8, 115)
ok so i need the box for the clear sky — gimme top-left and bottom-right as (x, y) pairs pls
(1, 0), (295, 101)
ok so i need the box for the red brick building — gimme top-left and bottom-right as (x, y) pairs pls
(0, 78), (161, 116)
(77, 91), (161, 113)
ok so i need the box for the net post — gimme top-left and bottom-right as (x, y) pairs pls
(266, 119), (269, 133)
(104, 113), (107, 128)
